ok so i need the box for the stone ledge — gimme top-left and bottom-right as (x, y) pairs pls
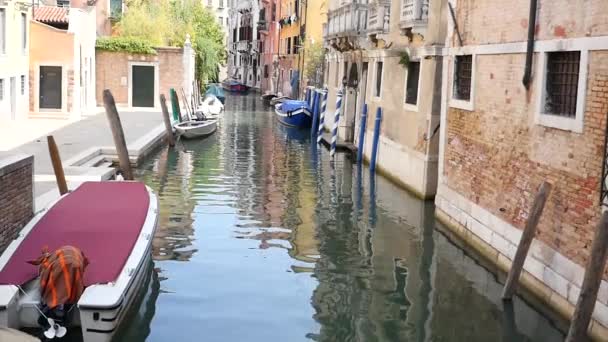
(0, 153), (33, 178)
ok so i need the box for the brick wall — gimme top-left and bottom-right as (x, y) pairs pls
(455, 0), (608, 45)
(96, 47), (187, 107)
(0, 154), (33, 252)
(444, 51), (608, 278)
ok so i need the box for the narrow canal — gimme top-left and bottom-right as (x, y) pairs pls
(119, 95), (565, 341)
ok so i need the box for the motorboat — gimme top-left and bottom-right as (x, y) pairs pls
(221, 79), (250, 94)
(174, 119), (218, 139)
(0, 181), (158, 342)
(274, 100), (313, 128)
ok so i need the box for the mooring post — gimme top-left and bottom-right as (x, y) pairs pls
(502, 181), (552, 299)
(47, 135), (68, 195)
(169, 88), (182, 122)
(103, 89), (134, 180)
(369, 107), (382, 173)
(357, 104), (368, 164)
(330, 88), (344, 158)
(565, 211), (608, 342)
(160, 94), (175, 146)
(310, 90), (320, 141)
(305, 87), (311, 105)
(317, 88), (328, 144)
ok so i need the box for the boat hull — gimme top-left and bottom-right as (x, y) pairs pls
(275, 106), (313, 128)
(174, 120), (218, 139)
(221, 82), (249, 94)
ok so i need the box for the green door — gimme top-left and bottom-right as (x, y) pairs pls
(132, 65), (154, 107)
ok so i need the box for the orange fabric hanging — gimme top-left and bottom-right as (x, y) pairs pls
(28, 246), (89, 309)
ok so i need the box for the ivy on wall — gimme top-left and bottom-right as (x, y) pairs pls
(96, 36), (157, 55)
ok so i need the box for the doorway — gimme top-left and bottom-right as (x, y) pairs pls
(131, 65), (155, 107)
(39, 66), (62, 110)
(344, 62), (360, 142)
(354, 62), (369, 146)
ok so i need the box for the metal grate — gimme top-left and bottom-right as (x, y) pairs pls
(453, 55), (472, 101)
(545, 51), (580, 117)
(405, 62), (420, 105)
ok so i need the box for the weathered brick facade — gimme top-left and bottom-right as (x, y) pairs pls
(436, 0), (608, 336)
(0, 154), (34, 252)
(96, 47), (188, 107)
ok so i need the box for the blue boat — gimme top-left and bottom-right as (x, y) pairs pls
(205, 84), (226, 104)
(274, 100), (313, 128)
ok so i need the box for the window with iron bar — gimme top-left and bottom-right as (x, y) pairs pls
(453, 55), (472, 101)
(21, 75), (25, 95)
(545, 51), (580, 118)
(405, 61), (420, 105)
(375, 61), (383, 97)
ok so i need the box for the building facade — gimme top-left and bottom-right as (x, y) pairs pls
(30, 5), (97, 119)
(0, 0), (31, 121)
(259, 0), (278, 94)
(227, 0), (261, 89)
(435, 0), (608, 338)
(323, 0), (445, 199)
(204, 0), (230, 80)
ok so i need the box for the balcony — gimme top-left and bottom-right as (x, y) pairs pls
(367, 1), (390, 36)
(237, 0), (252, 13)
(400, 0), (429, 31)
(326, 2), (368, 39)
(236, 40), (250, 53)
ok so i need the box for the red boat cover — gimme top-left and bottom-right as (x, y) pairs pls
(0, 182), (150, 287)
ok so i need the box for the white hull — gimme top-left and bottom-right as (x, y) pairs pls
(174, 120), (218, 139)
(0, 185), (159, 342)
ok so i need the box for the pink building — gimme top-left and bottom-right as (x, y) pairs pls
(259, 0), (279, 94)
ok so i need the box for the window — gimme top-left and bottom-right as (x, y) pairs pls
(453, 55), (472, 101)
(0, 9), (5, 54)
(374, 61), (383, 97)
(405, 61), (420, 106)
(226, 17), (229, 26)
(334, 61), (339, 86)
(219, 0), (223, 7)
(264, 65), (269, 78)
(544, 51), (580, 118)
(207, 0), (212, 6)
(20, 75), (25, 95)
(287, 37), (291, 55)
(0, 79), (3, 101)
(21, 13), (27, 53)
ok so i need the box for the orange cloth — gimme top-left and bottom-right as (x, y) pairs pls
(28, 246), (88, 309)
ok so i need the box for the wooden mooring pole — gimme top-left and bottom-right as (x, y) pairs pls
(102, 89), (134, 181)
(502, 181), (552, 299)
(565, 211), (608, 342)
(47, 135), (68, 195)
(160, 94), (175, 146)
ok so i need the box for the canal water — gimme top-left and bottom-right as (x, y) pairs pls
(118, 95), (565, 341)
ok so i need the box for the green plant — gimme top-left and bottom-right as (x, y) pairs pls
(399, 51), (410, 67)
(305, 41), (325, 87)
(96, 36), (157, 55)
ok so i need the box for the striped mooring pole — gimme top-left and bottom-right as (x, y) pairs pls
(330, 88), (344, 158)
(356, 103), (368, 164)
(310, 90), (321, 141)
(317, 88), (328, 144)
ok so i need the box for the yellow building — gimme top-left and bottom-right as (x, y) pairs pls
(300, 0), (326, 88)
(0, 0), (31, 120)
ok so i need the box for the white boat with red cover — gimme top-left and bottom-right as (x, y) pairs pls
(0, 181), (158, 342)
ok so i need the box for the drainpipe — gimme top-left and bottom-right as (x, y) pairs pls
(522, 0), (538, 89)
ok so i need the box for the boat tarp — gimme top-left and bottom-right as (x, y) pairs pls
(279, 100), (310, 113)
(0, 182), (150, 287)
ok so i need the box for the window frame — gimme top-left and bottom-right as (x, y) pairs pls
(373, 60), (384, 100)
(21, 12), (27, 54)
(20, 75), (25, 95)
(0, 8), (5, 55)
(535, 49), (588, 133)
(0, 78), (4, 101)
(404, 60), (421, 111)
(449, 54), (476, 111)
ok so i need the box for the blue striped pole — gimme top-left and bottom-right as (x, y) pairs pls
(310, 90), (320, 140)
(357, 104), (368, 164)
(317, 88), (328, 144)
(330, 89), (344, 158)
(370, 107), (383, 173)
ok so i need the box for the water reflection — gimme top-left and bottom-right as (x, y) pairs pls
(127, 95), (565, 342)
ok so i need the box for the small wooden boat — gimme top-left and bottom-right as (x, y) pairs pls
(274, 100), (313, 128)
(221, 79), (250, 94)
(174, 119), (218, 139)
(270, 96), (291, 106)
(205, 84), (226, 104)
(0, 182), (158, 342)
